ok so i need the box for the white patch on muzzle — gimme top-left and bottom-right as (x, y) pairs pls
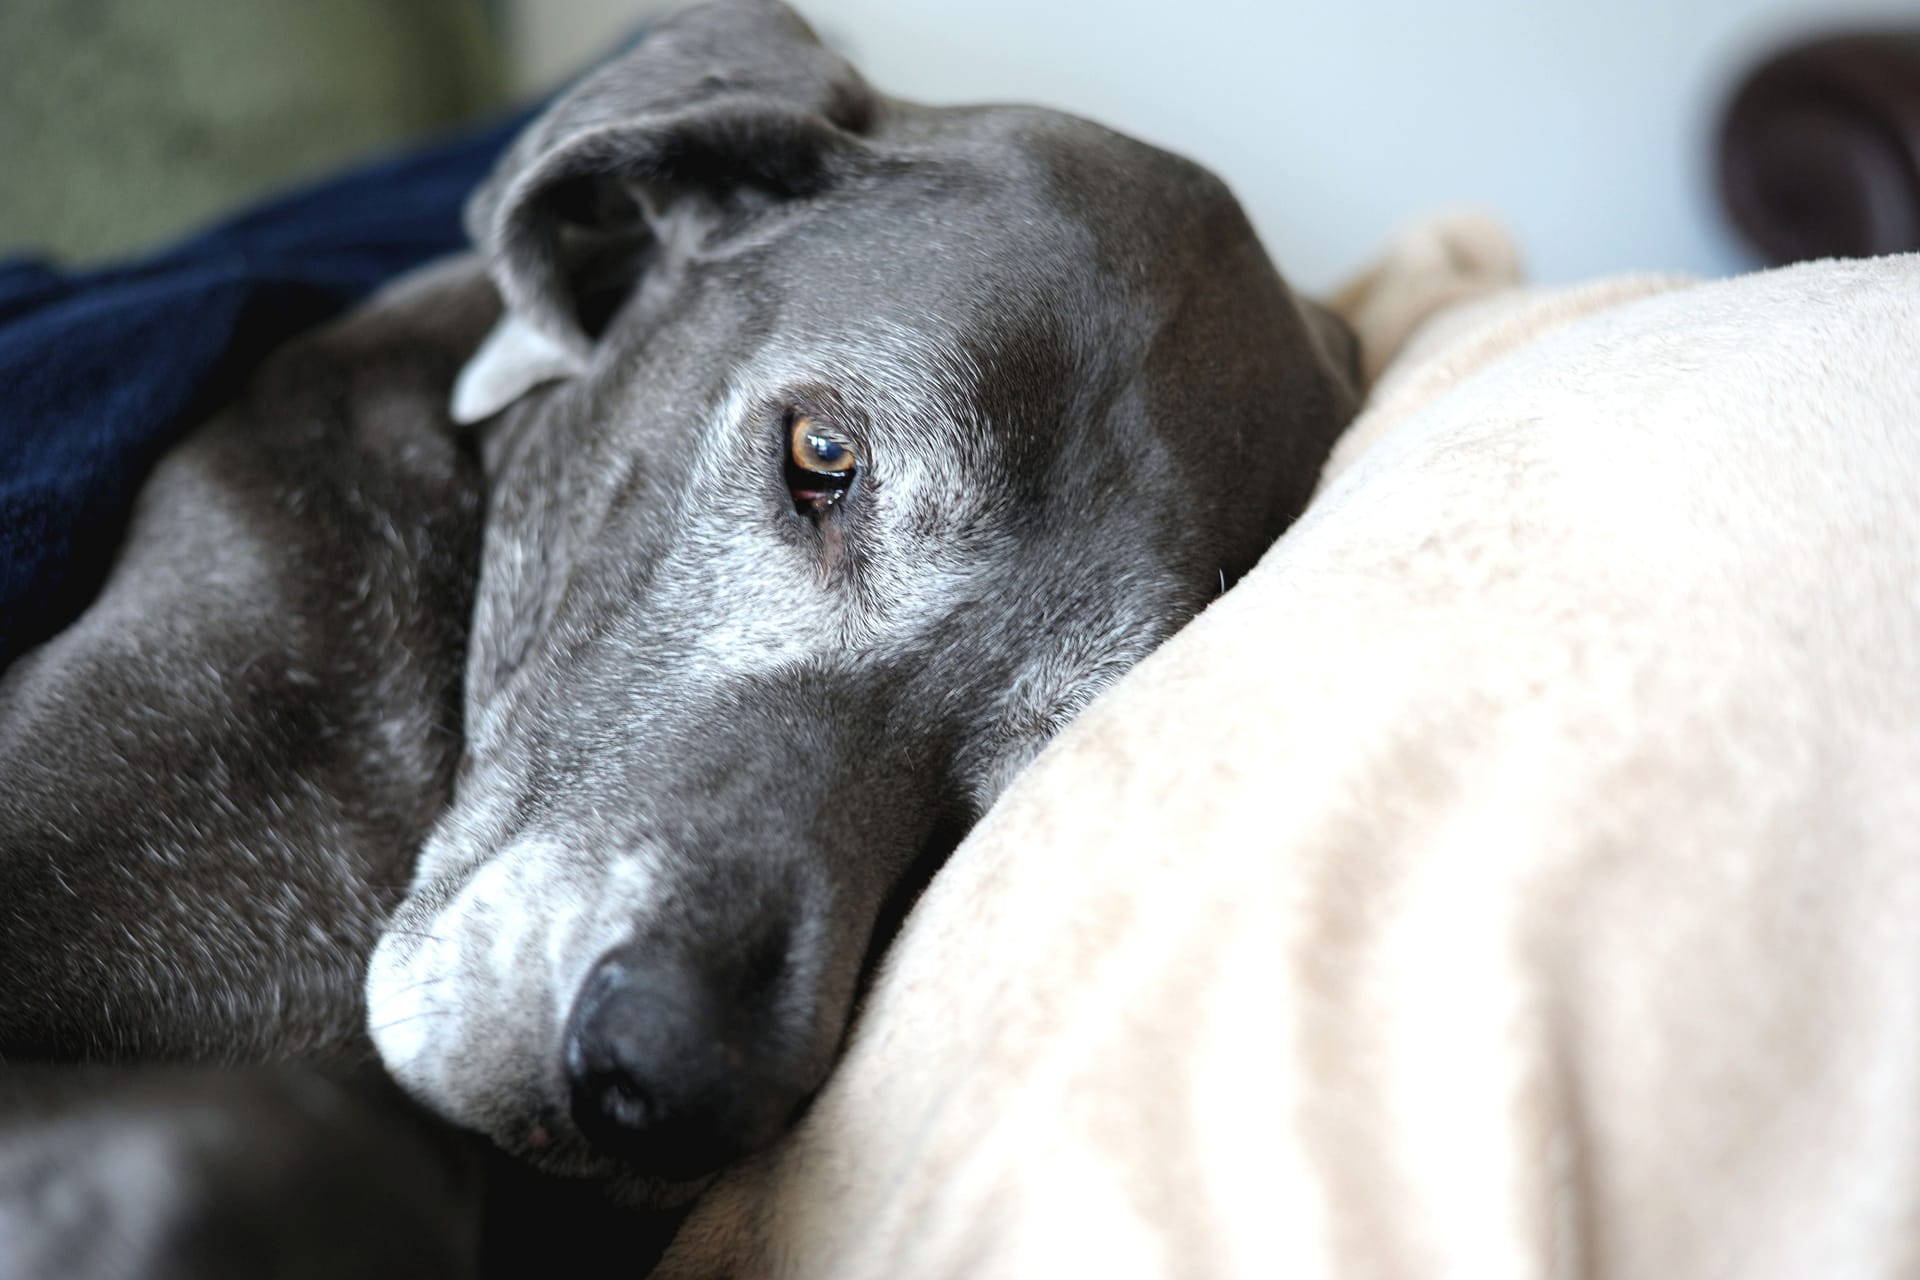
(365, 833), (665, 1150)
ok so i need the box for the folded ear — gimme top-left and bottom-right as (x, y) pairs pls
(453, 0), (876, 424)
(451, 314), (583, 426)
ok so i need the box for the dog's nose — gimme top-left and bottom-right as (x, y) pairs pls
(563, 943), (799, 1180)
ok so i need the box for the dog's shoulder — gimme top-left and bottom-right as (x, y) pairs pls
(0, 256), (496, 1062)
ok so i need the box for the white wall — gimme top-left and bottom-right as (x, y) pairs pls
(505, 0), (1916, 293)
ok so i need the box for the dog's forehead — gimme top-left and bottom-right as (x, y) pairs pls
(751, 101), (1223, 338)
(879, 100), (1227, 239)
(725, 115), (1201, 443)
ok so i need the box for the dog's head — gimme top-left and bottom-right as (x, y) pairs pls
(366, 0), (1357, 1197)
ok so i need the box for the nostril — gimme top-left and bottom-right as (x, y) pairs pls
(581, 1065), (653, 1133)
(564, 960), (670, 1147)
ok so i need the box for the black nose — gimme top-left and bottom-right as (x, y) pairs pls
(563, 943), (801, 1179)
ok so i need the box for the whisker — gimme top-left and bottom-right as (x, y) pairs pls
(376, 928), (449, 943)
(367, 1010), (457, 1035)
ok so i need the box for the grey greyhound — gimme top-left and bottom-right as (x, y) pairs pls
(0, 0), (1359, 1271)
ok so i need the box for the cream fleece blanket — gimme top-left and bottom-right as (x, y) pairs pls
(653, 228), (1920, 1280)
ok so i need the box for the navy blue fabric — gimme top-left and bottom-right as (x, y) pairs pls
(0, 108), (535, 673)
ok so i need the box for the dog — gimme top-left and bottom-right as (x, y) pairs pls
(0, 0), (1359, 1269)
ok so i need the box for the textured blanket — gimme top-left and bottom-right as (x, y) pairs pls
(655, 229), (1920, 1278)
(0, 112), (526, 670)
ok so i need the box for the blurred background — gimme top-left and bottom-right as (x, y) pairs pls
(2, 0), (1917, 291)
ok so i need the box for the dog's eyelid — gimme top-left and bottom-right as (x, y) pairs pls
(782, 396), (863, 442)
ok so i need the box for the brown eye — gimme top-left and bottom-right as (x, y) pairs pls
(785, 413), (858, 516)
(789, 415), (856, 475)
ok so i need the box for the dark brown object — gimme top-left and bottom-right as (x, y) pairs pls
(1718, 33), (1920, 265)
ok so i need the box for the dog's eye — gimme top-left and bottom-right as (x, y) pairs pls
(786, 414), (858, 515)
(790, 416), (855, 475)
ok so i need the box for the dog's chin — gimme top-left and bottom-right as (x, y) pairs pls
(397, 1077), (716, 1209)
(497, 1124), (721, 1210)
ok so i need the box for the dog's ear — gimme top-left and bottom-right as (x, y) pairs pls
(452, 0), (876, 424)
(1297, 298), (1363, 397)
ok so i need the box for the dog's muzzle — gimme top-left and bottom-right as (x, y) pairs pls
(372, 669), (946, 1183)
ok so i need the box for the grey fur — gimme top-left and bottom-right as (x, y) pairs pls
(0, 0), (1358, 1266)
